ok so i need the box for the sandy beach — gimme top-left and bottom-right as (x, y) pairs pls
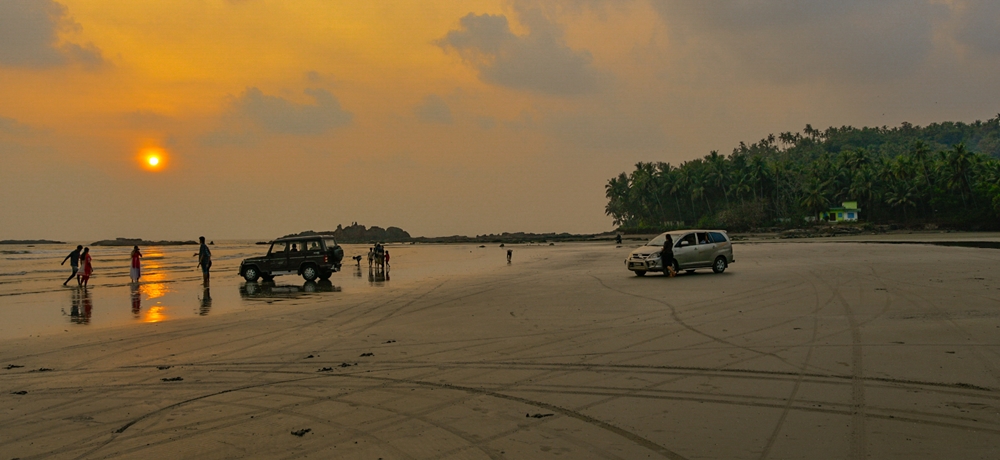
(2, 238), (999, 459)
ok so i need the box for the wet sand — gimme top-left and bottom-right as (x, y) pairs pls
(1, 239), (999, 459)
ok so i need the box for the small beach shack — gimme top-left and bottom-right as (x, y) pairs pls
(820, 201), (861, 222)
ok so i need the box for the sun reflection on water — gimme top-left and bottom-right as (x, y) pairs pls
(144, 305), (167, 323)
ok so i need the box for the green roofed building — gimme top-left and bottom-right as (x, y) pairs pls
(821, 201), (861, 222)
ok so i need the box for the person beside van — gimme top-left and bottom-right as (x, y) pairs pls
(662, 235), (676, 277)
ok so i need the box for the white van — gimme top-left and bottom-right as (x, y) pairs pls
(625, 230), (735, 276)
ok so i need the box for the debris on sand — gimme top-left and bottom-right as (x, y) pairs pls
(11, 390), (27, 395)
(384, 340), (396, 344)
(4, 364), (24, 370)
(29, 368), (53, 372)
(161, 377), (184, 382)
(291, 428), (311, 437)
(339, 362), (353, 368)
(526, 413), (554, 419)
(156, 365), (172, 370)
(318, 367), (334, 372)
(305, 354), (315, 359)
(359, 352), (374, 357)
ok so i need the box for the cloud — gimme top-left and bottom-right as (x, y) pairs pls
(955, 0), (1000, 55)
(226, 87), (353, 135)
(414, 95), (453, 124)
(651, 1), (945, 84)
(0, 0), (104, 68)
(437, 9), (604, 95)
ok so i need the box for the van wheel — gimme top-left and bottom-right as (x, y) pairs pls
(243, 267), (260, 282)
(713, 256), (727, 273)
(302, 265), (318, 282)
(634, 270), (646, 277)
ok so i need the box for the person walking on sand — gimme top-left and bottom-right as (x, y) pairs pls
(60, 245), (83, 286)
(506, 249), (512, 262)
(79, 247), (94, 287)
(662, 234), (675, 277)
(384, 250), (390, 268)
(129, 245), (143, 283)
(194, 236), (212, 283)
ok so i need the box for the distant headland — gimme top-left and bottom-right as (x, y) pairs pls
(0, 239), (65, 245)
(90, 238), (198, 246)
(285, 223), (615, 244)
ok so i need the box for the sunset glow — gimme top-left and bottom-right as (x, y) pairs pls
(1, 0), (998, 240)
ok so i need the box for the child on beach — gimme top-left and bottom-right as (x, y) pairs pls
(130, 246), (142, 283)
(79, 247), (93, 287)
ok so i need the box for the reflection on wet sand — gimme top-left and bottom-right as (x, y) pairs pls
(65, 287), (92, 325)
(368, 266), (389, 286)
(144, 305), (167, 323)
(240, 280), (340, 299)
(130, 283), (141, 317)
(199, 287), (212, 316)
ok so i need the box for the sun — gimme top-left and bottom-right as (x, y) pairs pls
(139, 148), (167, 171)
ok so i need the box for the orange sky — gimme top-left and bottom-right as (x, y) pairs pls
(1, 0), (999, 240)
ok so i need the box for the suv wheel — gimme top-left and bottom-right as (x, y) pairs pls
(712, 256), (727, 274)
(302, 265), (318, 282)
(243, 266), (260, 282)
(634, 270), (646, 277)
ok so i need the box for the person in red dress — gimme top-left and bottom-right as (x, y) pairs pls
(130, 245), (142, 283)
(79, 247), (94, 287)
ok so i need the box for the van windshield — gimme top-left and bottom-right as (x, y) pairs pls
(647, 233), (677, 246)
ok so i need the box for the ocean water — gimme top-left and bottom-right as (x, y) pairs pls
(0, 241), (540, 339)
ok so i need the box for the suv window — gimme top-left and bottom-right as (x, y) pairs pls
(269, 242), (288, 256)
(322, 238), (336, 250)
(709, 232), (728, 243)
(304, 240), (322, 251)
(676, 233), (696, 247)
(697, 232), (709, 244)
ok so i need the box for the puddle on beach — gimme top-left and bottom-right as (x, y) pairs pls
(0, 241), (555, 339)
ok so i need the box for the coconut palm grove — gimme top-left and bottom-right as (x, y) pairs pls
(605, 116), (1000, 232)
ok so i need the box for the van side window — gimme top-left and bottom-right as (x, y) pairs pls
(697, 232), (709, 244)
(677, 234), (696, 247)
(269, 242), (288, 255)
(709, 232), (727, 243)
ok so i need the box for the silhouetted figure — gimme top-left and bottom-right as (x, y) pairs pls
(130, 245), (143, 283)
(79, 247), (93, 287)
(194, 236), (212, 285)
(61, 245), (83, 286)
(384, 250), (390, 268)
(663, 235), (675, 277)
(507, 249), (512, 263)
(615, 234), (622, 245)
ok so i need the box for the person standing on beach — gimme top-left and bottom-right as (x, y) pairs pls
(662, 235), (675, 277)
(384, 250), (390, 268)
(506, 249), (512, 262)
(194, 236), (212, 284)
(129, 245), (143, 283)
(79, 247), (93, 287)
(60, 245), (83, 285)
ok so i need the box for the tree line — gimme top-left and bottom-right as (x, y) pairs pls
(605, 116), (1000, 232)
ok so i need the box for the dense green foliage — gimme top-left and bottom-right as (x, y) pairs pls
(606, 117), (1000, 231)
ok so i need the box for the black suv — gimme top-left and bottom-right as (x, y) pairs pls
(240, 236), (344, 282)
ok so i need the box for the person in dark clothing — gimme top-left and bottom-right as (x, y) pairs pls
(662, 235), (676, 277)
(194, 236), (212, 284)
(615, 234), (622, 245)
(60, 245), (84, 286)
